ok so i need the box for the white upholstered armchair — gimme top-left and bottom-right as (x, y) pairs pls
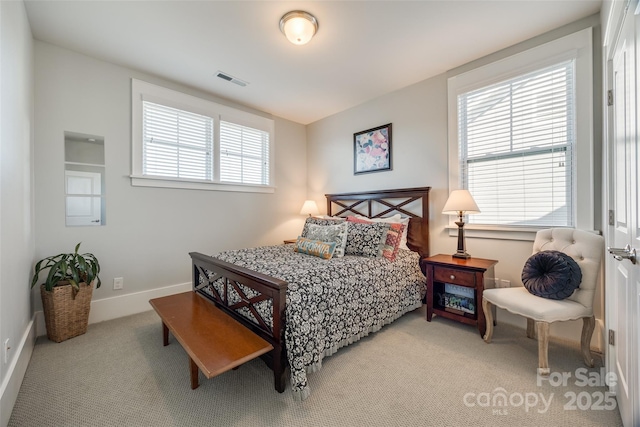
(482, 228), (604, 375)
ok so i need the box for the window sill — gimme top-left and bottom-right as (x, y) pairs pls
(445, 225), (600, 242)
(130, 175), (275, 193)
(445, 225), (543, 242)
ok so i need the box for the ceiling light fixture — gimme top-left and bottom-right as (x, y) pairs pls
(279, 10), (318, 45)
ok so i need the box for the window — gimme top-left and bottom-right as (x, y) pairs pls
(458, 61), (575, 227)
(220, 121), (270, 185)
(447, 27), (594, 236)
(143, 101), (213, 180)
(131, 79), (274, 193)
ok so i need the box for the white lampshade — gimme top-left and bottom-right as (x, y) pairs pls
(300, 200), (320, 216)
(442, 190), (481, 215)
(280, 11), (318, 45)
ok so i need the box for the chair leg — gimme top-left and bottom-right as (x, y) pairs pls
(581, 316), (595, 368)
(526, 318), (536, 339)
(536, 321), (550, 376)
(482, 298), (494, 343)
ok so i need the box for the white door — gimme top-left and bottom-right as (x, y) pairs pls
(65, 170), (102, 226)
(607, 2), (639, 426)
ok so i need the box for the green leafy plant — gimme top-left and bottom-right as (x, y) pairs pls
(31, 243), (101, 292)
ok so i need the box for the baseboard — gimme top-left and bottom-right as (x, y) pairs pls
(0, 317), (36, 427)
(35, 282), (192, 336)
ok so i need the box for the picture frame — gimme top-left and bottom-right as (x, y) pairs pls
(353, 123), (392, 174)
(444, 283), (476, 315)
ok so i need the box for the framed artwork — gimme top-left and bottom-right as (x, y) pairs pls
(354, 123), (392, 174)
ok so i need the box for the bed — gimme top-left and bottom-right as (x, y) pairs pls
(189, 187), (431, 400)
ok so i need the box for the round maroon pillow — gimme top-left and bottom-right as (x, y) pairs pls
(521, 250), (582, 300)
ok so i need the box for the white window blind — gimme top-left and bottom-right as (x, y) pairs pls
(458, 60), (575, 227)
(142, 101), (213, 180)
(220, 121), (270, 185)
(132, 79), (275, 192)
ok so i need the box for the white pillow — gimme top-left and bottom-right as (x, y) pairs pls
(321, 215), (346, 221)
(353, 214), (411, 250)
(354, 214), (401, 222)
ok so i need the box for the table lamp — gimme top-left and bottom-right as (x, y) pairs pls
(300, 200), (319, 217)
(442, 190), (480, 259)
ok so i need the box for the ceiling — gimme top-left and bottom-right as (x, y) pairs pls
(24, 1), (602, 125)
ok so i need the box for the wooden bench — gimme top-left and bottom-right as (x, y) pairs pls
(149, 291), (273, 390)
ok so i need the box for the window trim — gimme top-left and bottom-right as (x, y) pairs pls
(131, 79), (275, 193)
(447, 27), (594, 240)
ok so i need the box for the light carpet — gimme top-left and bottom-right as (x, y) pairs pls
(9, 306), (623, 426)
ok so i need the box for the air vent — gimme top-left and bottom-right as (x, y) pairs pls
(215, 71), (248, 87)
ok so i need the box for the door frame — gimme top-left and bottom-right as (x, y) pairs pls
(602, 1), (640, 425)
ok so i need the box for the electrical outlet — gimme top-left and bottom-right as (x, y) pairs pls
(113, 277), (124, 290)
(3, 338), (10, 364)
(493, 278), (511, 288)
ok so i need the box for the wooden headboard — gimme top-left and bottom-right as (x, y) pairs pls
(325, 187), (431, 258)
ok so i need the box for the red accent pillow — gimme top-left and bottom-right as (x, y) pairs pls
(346, 216), (405, 261)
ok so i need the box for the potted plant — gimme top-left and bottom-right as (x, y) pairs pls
(31, 242), (101, 342)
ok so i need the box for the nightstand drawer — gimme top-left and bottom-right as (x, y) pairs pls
(433, 266), (475, 287)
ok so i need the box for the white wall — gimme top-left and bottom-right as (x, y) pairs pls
(33, 41), (307, 318)
(0, 1), (35, 425)
(0, 6), (605, 424)
(307, 15), (604, 348)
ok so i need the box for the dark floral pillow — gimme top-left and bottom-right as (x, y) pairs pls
(346, 216), (405, 261)
(344, 222), (390, 258)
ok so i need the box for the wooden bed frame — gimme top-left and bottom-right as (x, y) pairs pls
(189, 186), (431, 393)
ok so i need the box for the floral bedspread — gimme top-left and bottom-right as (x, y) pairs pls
(207, 244), (425, 400)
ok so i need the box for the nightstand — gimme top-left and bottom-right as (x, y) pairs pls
(422, 254), (498, 337)
(283, 239), (297, 244)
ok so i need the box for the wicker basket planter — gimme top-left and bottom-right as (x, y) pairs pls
(41, 282), (93, 343)
(31, 243), (101, 343)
